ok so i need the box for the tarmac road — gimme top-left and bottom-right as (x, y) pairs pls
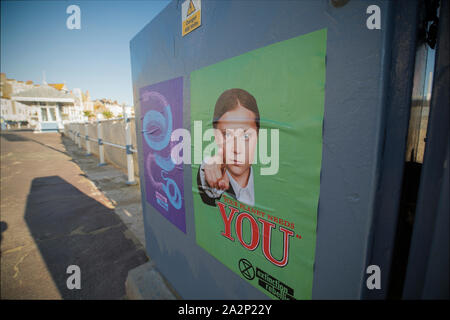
(0, 130), (148, 299)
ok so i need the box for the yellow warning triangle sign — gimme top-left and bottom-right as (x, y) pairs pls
(187, 0), (196, 16)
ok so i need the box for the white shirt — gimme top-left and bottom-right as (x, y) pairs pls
(199, 160), (255, 206)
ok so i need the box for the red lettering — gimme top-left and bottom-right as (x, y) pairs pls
(217, 202), (239, 241)
(216, 203), (295, 267)
(236, 212), (259, 251)
(258, 218), (294, 267)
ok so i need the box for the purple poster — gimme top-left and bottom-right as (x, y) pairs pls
(140, 77), (186, 233)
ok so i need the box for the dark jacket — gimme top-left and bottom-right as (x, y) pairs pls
(196, 167), (236, 206)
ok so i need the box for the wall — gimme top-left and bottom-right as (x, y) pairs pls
(130, 0), (417, 299)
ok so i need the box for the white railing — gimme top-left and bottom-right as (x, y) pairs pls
(65, 114), (138, 185)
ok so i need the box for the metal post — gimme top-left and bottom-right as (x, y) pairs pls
(85, 122), (91, 156)
(97, 120), (106, 166)
(123, 105), (137, 185)
(77, 124), (82, 149)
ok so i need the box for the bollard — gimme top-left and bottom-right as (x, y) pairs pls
(85, 123), (91, 156)
(123, 106), (137, 185)
(97, 120), (106, 166)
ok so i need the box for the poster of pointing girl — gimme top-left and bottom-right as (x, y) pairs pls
(191, 29), (327, 300)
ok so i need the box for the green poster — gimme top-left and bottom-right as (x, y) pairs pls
(190, 29), (326, 300)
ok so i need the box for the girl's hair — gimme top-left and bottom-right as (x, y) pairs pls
(212, 88), (260, 132)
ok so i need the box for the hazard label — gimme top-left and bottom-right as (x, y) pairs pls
(182, 0), (201, 36)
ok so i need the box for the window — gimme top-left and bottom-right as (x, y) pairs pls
(49, 108), (56, 121)
(41, 108), (48, 121)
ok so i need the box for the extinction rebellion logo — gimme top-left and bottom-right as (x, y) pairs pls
(238, 259), (295, 300)
(239, 259), (255, 280)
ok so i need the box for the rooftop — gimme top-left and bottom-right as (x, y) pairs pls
(12, 85), (75, 103)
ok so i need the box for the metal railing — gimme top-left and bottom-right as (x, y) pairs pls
(66, 114), (137, 185)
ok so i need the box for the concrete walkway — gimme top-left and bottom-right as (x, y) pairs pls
(0, 131), (148, 299)
(61, 132), (179, 300)
(61, 133), (146, 248)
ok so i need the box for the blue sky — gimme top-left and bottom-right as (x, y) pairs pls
(1, 0), (437, 105)
(1, 0), (170, 105)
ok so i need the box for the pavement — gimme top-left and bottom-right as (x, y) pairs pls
(61, 132), (146, 248)
(0, 130), (175, 299)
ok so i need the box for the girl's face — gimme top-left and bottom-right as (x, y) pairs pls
(215, 104), (258, 178)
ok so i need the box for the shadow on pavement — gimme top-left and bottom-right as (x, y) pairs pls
(24, 175), (148, 299)
(0, 221), (7, 244)
(0, 133), (30, 142)
(1, 132), (71, 157)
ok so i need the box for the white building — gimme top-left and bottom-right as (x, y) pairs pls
(11, 85), (76, 132)
(0, 98), (37, 124)
(1, 73), (38, 126)
(93, 98), (134, 119)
